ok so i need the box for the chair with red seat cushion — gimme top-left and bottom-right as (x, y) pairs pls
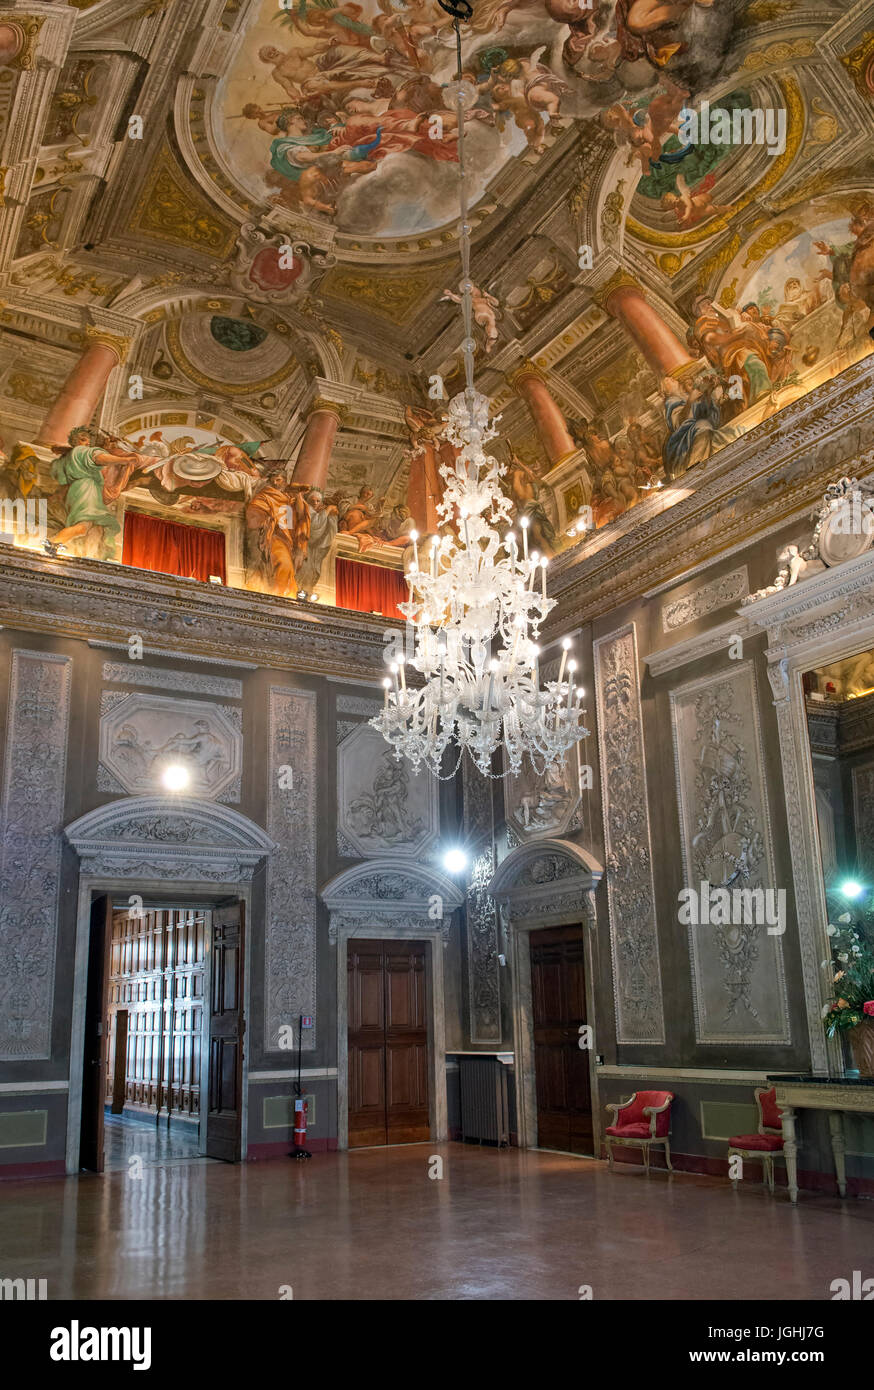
(728, 1086), (784, 1194)
(604, 1091), (674, 1173)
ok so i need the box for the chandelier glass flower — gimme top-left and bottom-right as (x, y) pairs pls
(370, 16), (588, 780)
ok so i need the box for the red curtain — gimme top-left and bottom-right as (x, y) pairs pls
(122, 510), (226, 585)
(335, 557), (407, 620)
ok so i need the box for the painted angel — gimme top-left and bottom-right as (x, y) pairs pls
(440, 283), (501, 353)
(660, 171), (732, 229)
(479, 48), (568, 154)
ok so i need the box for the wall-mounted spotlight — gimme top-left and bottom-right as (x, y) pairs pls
(161, 763), (190, 792)
(840, 879), (865, 900)
(443, 847), (468, 874)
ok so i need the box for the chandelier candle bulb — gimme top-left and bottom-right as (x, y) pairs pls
(540, 556), (548, 599)
(520, 515), (529, 560)
(390, 662), (399, 694)
(558, 638), (571, 686)
(383, 676), (391, 713)
(410, 528), (419, 569)
(486, 659), (498, 712)
(398, 656), (407, 693)
(567, 659), (577, 708)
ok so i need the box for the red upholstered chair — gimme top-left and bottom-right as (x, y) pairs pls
(605, 1091), (674, 1173)
(727, 1086), (784, 1194)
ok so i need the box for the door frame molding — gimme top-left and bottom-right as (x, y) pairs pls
(321, 858), (464, 1151)
(488, 840), (603, 1155)
(64, 797), (274, 1174)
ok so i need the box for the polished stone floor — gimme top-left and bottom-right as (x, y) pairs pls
(103, 1111), (203, 1173)
(3, 1144), (872, 1300)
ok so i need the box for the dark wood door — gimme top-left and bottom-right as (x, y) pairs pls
(530, 925), (593, 1155)
(348, 940), (429, 1148)
(205, 901), (245, 1162)
(80, 895), (113, 1172)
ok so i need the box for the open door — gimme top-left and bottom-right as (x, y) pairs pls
(79, 894), (113, 1172)
(206, 900), (245, 1162)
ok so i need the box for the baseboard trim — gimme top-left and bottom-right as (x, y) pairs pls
(601, 1144), (874, 1195)
(246, 1138), (338, 1160)
(0, 1159), (66, 1180)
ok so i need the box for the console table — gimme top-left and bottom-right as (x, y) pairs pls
(768, 1075), (874, 1203)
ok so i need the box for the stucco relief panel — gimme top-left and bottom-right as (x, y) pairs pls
(593, 623), (665, 1044)
(670, 663), (790, 1045)
(98, 691), (242, 802)
(265, 686), (317, 1051)
(338, 721), (438, 859)
(502, 741), (582, 842)
(0, 651), (72, 1059)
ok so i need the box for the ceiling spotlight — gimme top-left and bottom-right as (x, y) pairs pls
(161, 763), (190, 792)
(443, 847), (468, 874)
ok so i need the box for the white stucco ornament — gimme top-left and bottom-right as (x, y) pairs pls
(743, 476), (874, 605)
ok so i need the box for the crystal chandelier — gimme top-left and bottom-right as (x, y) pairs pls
(370, 15), (588, 780)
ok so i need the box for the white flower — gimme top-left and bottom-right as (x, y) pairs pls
(827, 925), (837, 935)
(822, 1004), (833, 1018)
(838, 913), (852, 923)
(838, 952), (849, 962)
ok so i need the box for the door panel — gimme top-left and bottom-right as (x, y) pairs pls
(205, 901), (245, 1162)
(348, 941), (430, 1147)
(80, 895), (113, 1172)
(348, 943), (388, 1147)
(530, 925), (593, 1155)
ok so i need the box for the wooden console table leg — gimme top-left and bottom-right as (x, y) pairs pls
(781, 1106), (799, 1203)
(828, 1111), (847, 1198)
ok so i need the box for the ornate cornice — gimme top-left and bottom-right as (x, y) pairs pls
(0, 548), (392, 679)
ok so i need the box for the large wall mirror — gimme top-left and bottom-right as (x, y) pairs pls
(804, 648), (874, 1078)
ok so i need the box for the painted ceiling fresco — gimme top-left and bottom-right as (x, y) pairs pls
(215, 0), (741, 237)
(0, 0), (872, 613)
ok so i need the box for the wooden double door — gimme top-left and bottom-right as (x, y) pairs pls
(347, 939), (431, 1148)
(530, 924), (594, 1155)
(80, 895), (245, 1170)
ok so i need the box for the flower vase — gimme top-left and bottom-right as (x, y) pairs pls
(849, 1020), (874, 1078)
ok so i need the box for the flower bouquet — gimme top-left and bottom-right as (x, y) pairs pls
(822, 913), (874, 1076)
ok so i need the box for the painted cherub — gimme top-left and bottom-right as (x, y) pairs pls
(480, 49), (567, 154)
(440, 283), (501, 353)
(661, 171), (732, 229)
(602, 77), (689, 175)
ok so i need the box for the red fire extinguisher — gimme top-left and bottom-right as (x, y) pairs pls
(293, 1098), (311, 1159)
(291, 1015), (312, 1160)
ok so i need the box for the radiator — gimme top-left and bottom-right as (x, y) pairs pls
(458, 1056), (510, 1146)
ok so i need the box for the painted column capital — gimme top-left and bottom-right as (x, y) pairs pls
(307, 395), (347, 422)
(590, 268), (644, 312)
(506, 359), (546, 392)
(84, 324), (131, 363)
(0, 16), (44, 70)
